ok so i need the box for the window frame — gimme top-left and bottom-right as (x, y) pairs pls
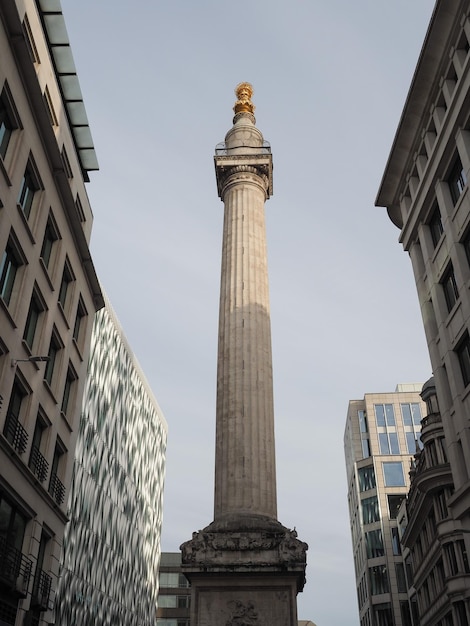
(441, 262), (459, 313)
(456, 331), (470, 388)
(448, 156), (467, 205)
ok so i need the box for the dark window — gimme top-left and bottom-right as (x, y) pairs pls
(61, 365), (76, 415)
(28, 416), (48, 483)
(3, 382), (28, 454)
(362, 496), (380, 524)
(0, 86), (17, 159)
(391, 527), (402, 556)
(396, 563), (407, 593)
(58, 262), (73, 310)
(0, 240), (22, 305)
(369, 566), (390, 595)
(48, 442), (65, 505)
(456, 332), (470, 387)
(388, 494), (405, 520)
(365, 529), (384, 558)
(442, 263), (459, 312)
(17, 167), (38, 219)
(448, 156), (467, 204)
(73, 298), (87, 345)
(44, 330), (62, 387)
(23, 288), (44, 349)
(40, 217), (59, 269)
(429, 207), (444, 248)
(458, 539), (470, 573)
(445, 542), (458, 576)
(455, 601), (469, 626)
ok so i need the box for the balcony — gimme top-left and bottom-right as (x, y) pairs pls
(3, 412), (28, 454)
(0, 536), (32, 596)
(28, 445), (49, 483)
(48, 473), (65, 506)
(31, 567), (52, 610)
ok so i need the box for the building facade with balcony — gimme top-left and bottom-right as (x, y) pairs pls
(0, 1), (103, 624)
(344, 384), (426, 626)
(54, 299), (168, 626)
(376, 1), (470, 624)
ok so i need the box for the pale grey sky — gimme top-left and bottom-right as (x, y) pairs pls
(61, 2), (436, 624)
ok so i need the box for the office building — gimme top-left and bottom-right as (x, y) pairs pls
(55, 299), (168, 626)
(344, 384), (426, 626)
(0, 1), (102, 625)
(376, 1), (470, 623)
(157, 552), (191, 626)
(181, 84), (307, 626)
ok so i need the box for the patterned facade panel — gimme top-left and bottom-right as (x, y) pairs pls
(55, 304), (168, 626)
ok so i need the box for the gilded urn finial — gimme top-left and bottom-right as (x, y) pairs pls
(234, 82), (255, 115)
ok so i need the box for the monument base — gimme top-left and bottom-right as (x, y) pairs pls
(180, 517), (307, 626)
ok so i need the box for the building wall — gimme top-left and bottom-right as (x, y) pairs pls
(344, 385), (426, 626)
(376, 2), (470, 624)
(54, 301), (168, 626)
(0, 1), (102, 625)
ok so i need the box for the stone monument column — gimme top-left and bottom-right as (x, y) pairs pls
(181, 83), (307, 626)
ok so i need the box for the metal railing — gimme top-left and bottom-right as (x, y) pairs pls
(29, 445), (49, 483)
(48, 473), (66, 505)
(31, 567), (52, 610)
(0, 535), (32, 595)
(3, 412), (28, 454)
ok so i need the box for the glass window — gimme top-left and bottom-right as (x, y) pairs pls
(0, 240), (22, 305)
(406, 432), (418, 454)
(388, 494), (405, 520)
(456, 333), (470, 387)
(58, 262), (74, 310)
(429, 206), (444, 248)
(383, 461), (405, 486)
(379, 433), (390, 455)
(401, 403), (421, 425)
(442, 263), (459, 312)
(448, 156), (467, 204)
(365, 529), (384, 558)
(369, 566), (389, 595)
(391, 527), (401, 555)
(158, 595), (177, 608)
(23, 288), (44, 349)
(362, 438), (371, 459)
(358, 410), (368, 433)
(445, 543), (458, 576)
(17, 168), (37, 219)
(0, 87), (15, 159)
(396, 563), (407, 593)
(44, 329), (62, 387)
(362, 496), (380, 524)
(40, 217), (59, 269)
(159, 573), (179, 587)
(61, 365), (76, 415)
(375, 404), (395, 427)
(358, 466), (376, 492)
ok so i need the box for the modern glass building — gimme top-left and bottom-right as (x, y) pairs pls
(54, 298), (168, 626)
(344, 384), (426, 626)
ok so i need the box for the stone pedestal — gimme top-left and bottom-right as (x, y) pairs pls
(181, 516), (307, 626)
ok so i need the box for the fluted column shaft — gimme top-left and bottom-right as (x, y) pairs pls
(214, 165), (277, 521)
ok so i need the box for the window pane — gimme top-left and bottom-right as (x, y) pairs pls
(406, 432), (418, 454)
(375, 405), (385, 426)
(358, 466), (376, 492)
(365, 529), (384, 558)
(383, 462), (405, 486)
(396, 563), (407, 593)
(379, 433), (390, 455)
(385, 404), (395, 426)
(389, 433), (400, 455)
(359, 410), (368, 433)
(369, 566), (390, 595)
(362, 496), (380, 524)
(362, 439), (371, 458)
(410, 403), (422, 425)
(401, 403), (412, 425)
